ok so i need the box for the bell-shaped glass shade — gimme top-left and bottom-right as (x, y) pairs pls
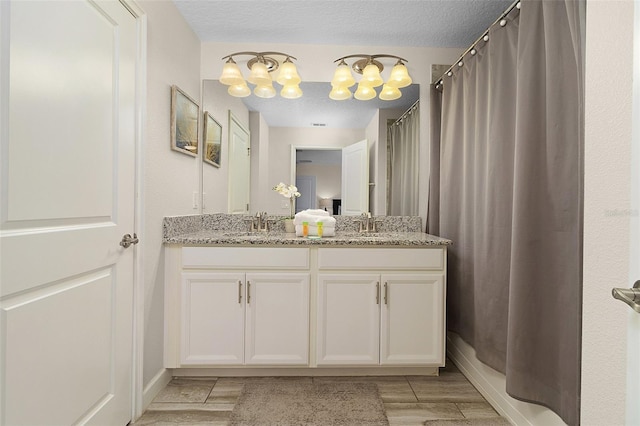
(276, 60), (301, 86)
(247, 61), (272, 86)
(227, 83), (251, 97)
(354, 82), (377, 100)
(219, 59), (245, 86)
(280, 84), (303, 99)
(361, 63), (383, 88)
(387, 62), (412, 88)
(331, 63), (356, 88)
(254, 83), (276, 98)
(329, 85), (352, 100)
(379, 84), (402, 101)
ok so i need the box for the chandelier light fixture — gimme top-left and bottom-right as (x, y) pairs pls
(329, 54), (412, 101)
(219, 51), (302, 99)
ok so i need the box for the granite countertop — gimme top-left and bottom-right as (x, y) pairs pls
(162, 214), (452, 247)
(164, 230), (451, 247)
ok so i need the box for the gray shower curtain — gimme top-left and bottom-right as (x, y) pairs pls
(388, 104), (420, 216)
(431, 1), (584, 425)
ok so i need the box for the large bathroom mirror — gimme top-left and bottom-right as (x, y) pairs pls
(200, 79), (420, 216)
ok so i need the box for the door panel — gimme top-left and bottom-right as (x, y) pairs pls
(228, 113), (250, 214)
(181, 273), (245, 365)
(295, 175), (316, 212)
(245, 273), (310, 365)
(341, 139), (369, 215)
(380, 274), (445, 365)
(0, 1), (137, 424)
(317, 274), (380, 365)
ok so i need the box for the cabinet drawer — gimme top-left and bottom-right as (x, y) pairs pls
(318, 248), (444, 270)
(182, 247), (309, 269)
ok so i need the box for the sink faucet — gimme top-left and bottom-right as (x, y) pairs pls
(359, 212), (372, 232)
(255, 211), (269, 232)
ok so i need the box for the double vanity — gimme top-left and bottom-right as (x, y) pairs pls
(163, 213), (451, 376)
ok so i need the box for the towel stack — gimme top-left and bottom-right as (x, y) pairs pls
(293, 209), (337, 237)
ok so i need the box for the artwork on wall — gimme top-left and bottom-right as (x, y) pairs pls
(170, 85), (199, 156)
(203, 111), (222, 168)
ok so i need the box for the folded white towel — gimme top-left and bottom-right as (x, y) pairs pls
(295, 224), (336, 237)
(293, 210), (337, 227)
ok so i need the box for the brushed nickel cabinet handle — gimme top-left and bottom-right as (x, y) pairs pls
(376, 282), (380, 304)
(238, 280), (242, 304)
(247, 281), (251, 304)
(384, 282), (388, 305)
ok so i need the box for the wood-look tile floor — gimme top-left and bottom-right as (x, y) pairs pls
(133, 363), (507, 425)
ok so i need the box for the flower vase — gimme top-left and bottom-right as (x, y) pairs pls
(284, 218), (295, 233)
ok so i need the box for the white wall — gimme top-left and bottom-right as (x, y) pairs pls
(200, 42), (462, 221)
(139, 0), (201, 389)
(582, 0), (635, 424)
(267, 126), (365, 214)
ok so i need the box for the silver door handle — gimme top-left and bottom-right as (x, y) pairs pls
(612, 280), (640, 313)
(120, 233), (139, 248)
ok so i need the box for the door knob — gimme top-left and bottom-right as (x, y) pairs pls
(612, 280), (640, 313)
(120, 233), (139, 248)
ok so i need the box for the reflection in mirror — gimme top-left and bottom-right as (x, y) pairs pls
(200, 80), (420, 216)
(203, 112), (221, 168)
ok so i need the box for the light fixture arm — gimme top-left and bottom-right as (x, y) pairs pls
(333, 54), (408, 64)
(221, 51), (297, 62)
(333, 54), (409, 75)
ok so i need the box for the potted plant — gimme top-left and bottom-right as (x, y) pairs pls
(273, 182), (300, 233)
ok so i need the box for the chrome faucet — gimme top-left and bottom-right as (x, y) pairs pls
(359, 212), (373, 232)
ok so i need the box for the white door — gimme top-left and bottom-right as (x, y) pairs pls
(295, 175), (316, 212)
(245, 273), (310, 365)
(180, 273), (245, 365)
(228, 113), (251, 214)
(341, 139), (369, 215)
(380, 274), (445, 365)
(316, 274), (380, 365)
(0, 1), (137, 424)
(626, 5), (640, 421)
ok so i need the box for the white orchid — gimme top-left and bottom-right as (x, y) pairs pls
(273, 182), (301, 218)
(273, 182), (301, 199)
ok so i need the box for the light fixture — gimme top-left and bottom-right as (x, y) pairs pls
(219, 51), (302, 99)
(329, 54), (412, 101)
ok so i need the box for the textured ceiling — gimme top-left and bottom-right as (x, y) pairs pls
(177, 0), (513, 128)
(173, 0), (513, 48)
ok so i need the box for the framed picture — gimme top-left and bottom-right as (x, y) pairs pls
(170, 85), (199, 156)
(203, 111), (222, 168)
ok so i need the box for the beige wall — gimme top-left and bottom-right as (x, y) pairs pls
(140, 0), (201, 387)
(201, 80), (250, 213)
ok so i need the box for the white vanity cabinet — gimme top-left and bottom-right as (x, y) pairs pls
(165, 243), (447, 372)
(165, 247), (310, 367)
(316, 248), (445, 366)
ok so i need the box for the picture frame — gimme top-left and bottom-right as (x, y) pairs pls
(170, 85), (199, 156)
(203, 111), (222, 168)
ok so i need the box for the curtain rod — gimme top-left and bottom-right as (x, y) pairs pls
(434, 0), (521, 89)
(392, 99), (420, 126)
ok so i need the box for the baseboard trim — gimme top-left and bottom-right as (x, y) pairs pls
(447, 332), (566, 426)
(142, 368), (172, 411)
(169, 366), (439, 377)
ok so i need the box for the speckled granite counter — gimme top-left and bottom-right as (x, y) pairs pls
(163, 214), (451, 247)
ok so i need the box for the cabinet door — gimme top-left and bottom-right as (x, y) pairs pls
(317, 274), (380, 365)
(181, 273), (245, 365)
(380, 274), (445, 365)
(245, 273), (310, 365)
